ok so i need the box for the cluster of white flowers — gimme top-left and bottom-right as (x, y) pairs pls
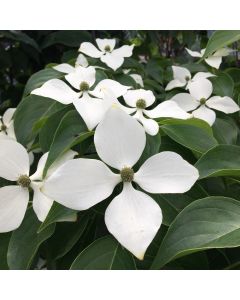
(0, 38), (239, 259)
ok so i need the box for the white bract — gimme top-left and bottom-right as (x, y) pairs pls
(0, 108), (16, 140)
(186, 47), (233, 69)
(123, 69), (144, 87)
(31, 66), (131, 130)
(170, 78), (240, 126)
(123, 89), (191, 135)
(42, 108), (199, 259)
(53, 54), (89, 74)
(165, 66), (214, 91)
(0, 139), (76, 232)
(79, 38), (134, 71)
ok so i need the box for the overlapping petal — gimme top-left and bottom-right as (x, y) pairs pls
(170, 93), (199, 111)
(189, 78), (213, 101)
(0, 186), (29, 232)
(94, 108), (146, 170)
(31, 79), (78, 104)
(105, 183), (162, 260)
(206, 96), (240, 113)
(65, 66), (96, 89)
(192, 105), (216, 126)
(79, 42), (103, 58)
(123, 89), (155, 108)
(0, 140), (30, 181)
(134, 152), (199, 193)
(42, 159), (120, 210)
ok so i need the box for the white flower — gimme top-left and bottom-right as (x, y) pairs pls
(0, 139), (76, 232)
(31, 66), (130, 130)
(186, 47), (233, 69)
(0, 108), (16, 140)
(170, 78), (240, 126)
(165, 66), (214, 91)
(52, 54), (89, 74)
(79, 38), (134, 71)
(123, 89), (191, 135)
(42, 108), (199, 259)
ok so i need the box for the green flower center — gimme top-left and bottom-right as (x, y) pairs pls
(104, 45), (111, 52)
(0, 124), (7, 131)
(120, 167), (134, 182)
(80, 81), (89, 91)
(200, 98), (206, 105)
(185, 76), (190, 81)
(136, 99), (146, 109)
(17, 175), (31, 188)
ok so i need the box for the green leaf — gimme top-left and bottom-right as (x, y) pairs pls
(43, 110), (93, 177)
(14, 95), (64, 146)
(70, 235), (136, 270)
(39, 106), (72, 152)
(146, 59), (164, 84)
(48, 213), (89, 260)
(195, 145), (240, 179)
(0, 233), (11, 270)
(7, 208), (55, 270)
(212, 118), (238, 145)
(38, 202), (77, 233)
(210, 72), (234, 97)
(160, 118), (218, 154)
(151, 196), (240, 269)
(24, 68), (63, 96)
(41, 30), (92, 48)
(202, 30), (240, 58)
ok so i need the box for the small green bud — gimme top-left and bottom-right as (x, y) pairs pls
(200, 98), (206, 105)
(185, 76), (190, 81)
(136, 99), (146, 109)
(80, 81), (89, 91)
(0, 124), (7, 131)
(120, 167), (134, 182)
(17, 175), (31, 188)
(104, 45), (111, 52)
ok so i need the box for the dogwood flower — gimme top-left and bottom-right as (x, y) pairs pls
(165, 66), (214, 91)
(31, 66), (130, 130)
(0, 108), (16, 140)
(53, 54), (89, 74)
(186, 47), (233, 69)
(0, 139), (76, 232)
(42, 108), (199, 259)
(79, 38), (134, 71)
(170, 78), (239, 126)
(123, 89), (190, 135)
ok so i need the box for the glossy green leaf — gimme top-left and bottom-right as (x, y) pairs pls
(202, 30), (240, 58)
(24, 68), (63, 96)
(7, 208), (55, 270)
(160, 118), (218, 154)
(210, 72), (234, 97)
(43, 110), (93, 177)
(48, 213), (89, 260)
(14, 95), (64, 146)
(151, 196), (240, 269)
(39, 106), (72, 152)
(70, 235), (136, 270)
(212, 118), (238, 145)
(0, 233), (11, 270)
(195, 145), (240, 179)
(38, 202), (77, 233)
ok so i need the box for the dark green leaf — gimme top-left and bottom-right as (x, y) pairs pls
(151, 196), (240, 269)
(195, 145), (240, 179)
(7, 208), (55, 270)
(70, 235), (136, 270)
(43, 110), (93, 176)
(210, 72), (234, 97)
(0, 233), (11, 269)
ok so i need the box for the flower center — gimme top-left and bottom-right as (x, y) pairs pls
(120, 167), (134, 182)
(200, 98), (206, 105)
(80, 81), (89, 91)
(104, 45), (111, 52)
(185, 76), (190, 81)
(17, 175), (31, 188)
(136, 99), (146, 109)
(0, 124), (7, 131)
